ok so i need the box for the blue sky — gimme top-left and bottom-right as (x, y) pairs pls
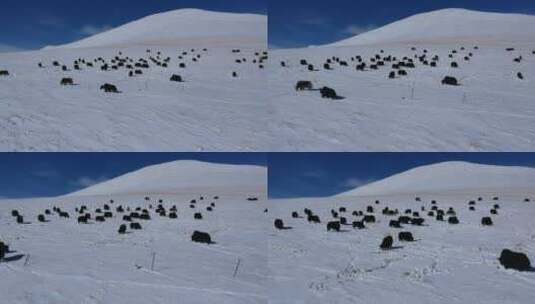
(268, 153), (535, 199)
(0, 153), (266, 199)
(269, 0), (535, 48)
(0, 0), (266, 52)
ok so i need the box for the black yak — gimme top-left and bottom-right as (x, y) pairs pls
(292, 211), (299, 218)
(327, 221), (340, 232)
(192, 231), (213, 244)
(367, 206), (374, 213)
(295, 80), (313, 91)
(340, 217), (347, 225)
(194, 212), (203, 220)
(398, 216), (411, 224)
(389, 220), (402, 228)
(491, 209), (498, 215)
(0, 241), (6, 259)
(118, 224), (127, 234)
(60, 78), (74, 86)
(353, 221), (365, 229)
(38, 214), (46, 222)
(380, 236), (393, 250)
(123, 215), (131, 221)
(274, 219), (286, 230)
(363, 215), (376, 223)
(517, 72), (524, 80)
(481, 217), (493, 226)
(320, 87), (342, 99)
(308, 215), (321, 223)
(442, 76), (458, 86)
(96, 216), (105, 222)
(411, 217), (425, 226)
(130, 222), (142, 230)
(399, 231), (414, 242)
(169, 212), (177, 219)
(499, 249), (531, 271)
(78, 215), (88, 224)
(170, 74), (183, 82)
(448, 216), (459, 224)
(100, 83), (120, 93)
(11, 210), (19, 217)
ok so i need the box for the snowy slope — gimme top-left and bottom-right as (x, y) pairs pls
(338, 161), (535, 197)
(329, 9), (535, 47)
(0, 161), (267, 304)
(46, 9), (267, 49)
(268, 193), (535, 304)
(69, 160), (267, 197)
(268, 162), (535, 303)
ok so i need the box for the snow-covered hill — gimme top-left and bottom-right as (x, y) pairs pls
(329, 8), (535, 47)
(338, 161), (535, 197)
(269, 9), (535, 151)
(69, 160), (267, 197)
(0, 161), (267, 304)
(46, 9), (266, 49)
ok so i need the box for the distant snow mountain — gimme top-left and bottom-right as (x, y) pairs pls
(329, 8), (535, 47)
(338, 161), (535, 197)
(68, 160), (266, 197)
(46, 8), (266, 49)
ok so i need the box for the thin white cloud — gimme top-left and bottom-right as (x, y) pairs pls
(343, 24), (377, 36)
(79, 25), (113, 36)
(32, 170), (59, 178)
(0, 43), (24, 53)
(342, 177), (375, 189)
(71, 176), (109, 188)
(298, 15), (330, 26)
(38, 16), (64, 27)
(303, 170), (326, 179)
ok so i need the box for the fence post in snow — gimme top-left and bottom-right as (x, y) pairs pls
(233, 258), (241, 278)
(24, 254), (30, 266)
(151, 252), (156, 271)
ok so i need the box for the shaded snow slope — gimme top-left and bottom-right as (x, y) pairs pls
(69, 160), (266, 197)
(329, 9), (535, 47)
(46, 9), (266, 49)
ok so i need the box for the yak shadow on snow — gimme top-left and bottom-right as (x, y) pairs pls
(1, 254), (25, 263)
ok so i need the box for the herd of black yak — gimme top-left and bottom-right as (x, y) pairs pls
(287, 46), (534, 100)
(272, 196), (533, 272)
(0, 195), (261, 262)
(0, 48), (268, 94)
